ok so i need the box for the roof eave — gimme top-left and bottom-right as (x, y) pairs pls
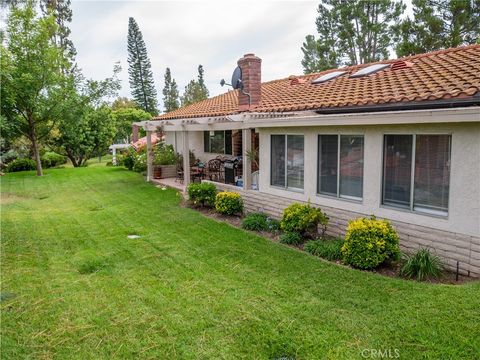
(312, 93), (480, 115)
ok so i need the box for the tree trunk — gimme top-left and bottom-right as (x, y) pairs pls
(28, 114), (43, 176)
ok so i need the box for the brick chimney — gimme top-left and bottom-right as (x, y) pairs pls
(237, 53), (261, 111)
(132, 125), (139, 143)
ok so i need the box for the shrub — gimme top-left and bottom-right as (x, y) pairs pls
(132, 153), (147, 173)
(242, 212), (280, 232)
(115, 154), (125, 166)
(6, 158), (36, 172)
(304, 238), (344, 261)
(215, 191), (243, 215)
(266, 218), (281, 232)
(242, 212), (268, 231)
(41, 152), (67, 168)
(400, 248), (443, 281)
(0, 149), (19, 166)
(123, 150), (135, 170)
(187, 182), (217, 207)
(279, 232), (303, 245)
(280, 203), (328, 238)
(153, 143), (178, 166)
(341, 216), (400, 270)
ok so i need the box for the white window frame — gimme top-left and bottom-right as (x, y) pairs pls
(270, 134), (304, 191)
(317, 134), (364, 202)
(381, 133), (451, 217)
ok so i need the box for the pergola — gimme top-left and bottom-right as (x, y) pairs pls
(134, 114), (253, 190)
(133, 111), (325, 189)
(108, 143), (131, 166)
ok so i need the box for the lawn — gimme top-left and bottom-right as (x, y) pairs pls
(1, 165), (479, 359)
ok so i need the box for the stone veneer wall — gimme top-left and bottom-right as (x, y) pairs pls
(206, 181), (480, 278)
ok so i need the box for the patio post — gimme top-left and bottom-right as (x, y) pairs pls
(112, 147), (117, 166)
(182, 130), (190, 186)
(242, 128), (252, 190)
(146, 130), (153, 181)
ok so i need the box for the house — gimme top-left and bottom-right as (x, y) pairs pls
(134, 45), (480, 277)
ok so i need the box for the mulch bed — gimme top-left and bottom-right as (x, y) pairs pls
(183, 201), (476, 285)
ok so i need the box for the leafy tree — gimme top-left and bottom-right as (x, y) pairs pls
(396, 0), (480, 57)
(162, 67), (180, 112)
(1, 2), (68, 176)
(301, 0), (405, 73)
(180, 65), (209, 107)
(111, 107), (151, 143)
(52, 66), (121, 167)
(127, 17), (158, 115)
(111, 97), (138, 110)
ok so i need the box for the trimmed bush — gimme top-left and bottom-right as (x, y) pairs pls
(280, 203), (328, 238)
(304, 238), (344, 261)
(279, 232), (303, 245)
(6, 158), (36, 172)
(242, 212), (280, 232)
(215, 191), (243, 215)
(41, 152), (67, 168)
(187, 182), (217, 207)
(341, 216), (400, 270)
(400, 248), (443, 281)
(242, 212), (268, 231)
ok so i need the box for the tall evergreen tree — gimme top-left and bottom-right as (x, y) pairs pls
(40, 0), (76, 65)
(396, 0), (480, 57)
(127, 17), (158, 115)
(301, 0), (405, 73)
(162, 67), (179, 113)
(197, 65), (208, 97)
(180, 65), (209, 107)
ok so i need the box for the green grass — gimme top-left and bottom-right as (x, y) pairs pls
(1, 166), (479, 359)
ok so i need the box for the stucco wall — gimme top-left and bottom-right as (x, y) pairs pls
(258, 122), (480, 238)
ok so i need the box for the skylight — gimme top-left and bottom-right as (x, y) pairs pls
(312, 71), (346, 84)
(350, 63), (389, 78)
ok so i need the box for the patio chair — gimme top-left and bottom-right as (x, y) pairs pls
(206, 158), (224, 182)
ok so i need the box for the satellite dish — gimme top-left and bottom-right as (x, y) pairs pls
(231, 66), (242, 89)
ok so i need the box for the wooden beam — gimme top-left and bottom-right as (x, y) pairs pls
(182, 130), (190, 187)
(242, 128), (252, 190)
(146, 130), (153, 181)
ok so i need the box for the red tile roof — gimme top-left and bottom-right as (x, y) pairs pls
(154, 45), (480, 120)
(131, 133), (160, 149)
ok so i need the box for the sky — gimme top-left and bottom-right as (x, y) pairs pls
(68, 0), (412, 112)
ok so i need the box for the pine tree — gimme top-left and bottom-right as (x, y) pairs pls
(162, 67), (179, 112)
(40, 0), (76, 64)
(127, 17), (158, 115)
(180, 65), (209, 107)
(301, 0), (405, 73)
(197, 65), (209, 98)
(396, 0), (480, 57)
